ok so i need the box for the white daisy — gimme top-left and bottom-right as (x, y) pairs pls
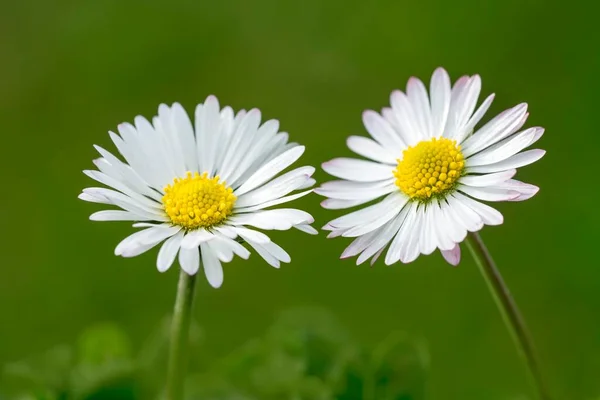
(317, 67), (544, 266)
(80, 96), (317, 288)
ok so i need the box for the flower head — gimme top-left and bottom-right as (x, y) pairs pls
(317, 67), (544, 266)
(80, 96), (316, 288)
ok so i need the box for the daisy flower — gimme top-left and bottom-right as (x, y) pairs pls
(317, 67), (544, 266)
(80, 96), (316, 288)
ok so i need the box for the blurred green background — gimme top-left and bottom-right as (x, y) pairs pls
(1, 0), (599, 398)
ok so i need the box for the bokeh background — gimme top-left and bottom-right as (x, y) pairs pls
(1, 0), (599, 398)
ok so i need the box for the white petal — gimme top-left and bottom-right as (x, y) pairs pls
(439, 201), (468, 243)
(115, 226), (173, 258)
(229, 209), (313, 231)
(491, 179), (540, 202)
(346, 135), (397, 164)
(389, 90), (421, 145)
(459, 94), (495, 143)
(418, 206), (437, 255)
(93, 145), (162, 201)
(461, 103), (528, 156)
(234, 146), (306, 196)
(327, 192), (404, 230)
(218, 109), (262, 183)
(460, 169), (516, 187)
(235, 167), (313, 208)
(297, 178), (316, 190)
(328, 229), (346, 238)
(322, 158), (393, 182)
(83, 187), (162, 214)
(83, 170), (164, 214)
(530, 127), (545, 145)
(234, 189), (313, 213)
(245, 241), (280, 268)
(395, 203), (423, 264)
(157, 230), (184, 272)
(466, 127), (539, 166)
(195, 96), (222, 176)
(79, 192), (111, 204)
(315, 180), (396, 200)
(356, 206), (409, 265)
(214, 106), (235, 170)
(320, 198), (369, 210)
(453, 192), (504, 225)
(178, 246), (200, 275)
(227, 119), (281, 186)
(170, 102), (199, 173)
(134, 117), (176, 186)
(205, 237), (234, 263)
(294, 224), (318, 235)
(114, 228), (152, 256)
(213, 225), (238, 239)
(467, 149), (545, 174)
(342, 195), (408, 237)
(341, 228), (381, 259)
(452, 75), (481, 141)
(230, 227), (271, 244)
(138, 225), (181, 245)
(406, 77), (433, 139)
(90, 210), (147, 221)
(441, 244), (461, 266)
(442, 75), (468, 139)
(226, 114), (277, 186)
(120, 241), (160, 258)
(384, 202), (417, 265)
(200, 243), (224, 288)
(153, 105), (185, 178)
(132, 222), (162, 228)
(429, 67), (451, 138)
(180, 229), (215, 249)
(428, 202), (455, 251)
(362, 110), (405, 151)
(214, 234), (251, 260)
(318, 179), (394, 191)
(446, 195), (484, 232)
(232, 132), (290, 186)
(262, 241), (291, 263)
(370, 247), (385, 266)
(457, 184), (520, 202)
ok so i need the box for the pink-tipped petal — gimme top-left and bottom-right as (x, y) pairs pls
(441, 244), (461, 266)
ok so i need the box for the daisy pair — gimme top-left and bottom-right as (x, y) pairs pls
(80, 67), (544, 287)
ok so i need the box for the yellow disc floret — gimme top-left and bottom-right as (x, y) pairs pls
(162, 172), (236, 230)
(393, 137), (465, 201)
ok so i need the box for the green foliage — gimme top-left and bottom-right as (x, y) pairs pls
(186, 307), (429, 400)
(1, 308), (429, 399)
(2, 323), (138, 400)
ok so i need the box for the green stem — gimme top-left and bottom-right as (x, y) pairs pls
(465, 232), (550, 400)
(165, 269), (198, 400)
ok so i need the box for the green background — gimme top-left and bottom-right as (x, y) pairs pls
(1, 0), (598, 398)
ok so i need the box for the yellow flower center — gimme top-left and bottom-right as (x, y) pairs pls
(162, 172), (236, 230)
(393, 137), (465, 201)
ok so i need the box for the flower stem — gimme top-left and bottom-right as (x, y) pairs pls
(165, 269), (198, 400)
(465, 232), (550, 400)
